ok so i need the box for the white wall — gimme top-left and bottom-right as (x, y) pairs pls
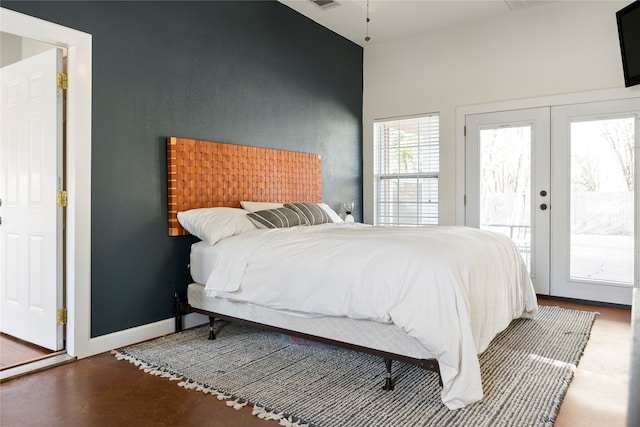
(0, 32), (22, 66)
(363, 0), (634, 225)
(0, 32), (59, 67)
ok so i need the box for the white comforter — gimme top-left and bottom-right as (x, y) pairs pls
(203, 223), (538, 409)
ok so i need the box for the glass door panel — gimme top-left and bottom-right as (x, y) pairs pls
(479, 126), (532, 270)
(570, 117), (635, 285)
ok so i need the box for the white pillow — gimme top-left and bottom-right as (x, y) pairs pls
(177, 207), (256, 245)
(318, 203), (344, 223)
(240, 201), (284, 212)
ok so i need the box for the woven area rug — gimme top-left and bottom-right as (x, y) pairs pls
(114, 306), (595, 427)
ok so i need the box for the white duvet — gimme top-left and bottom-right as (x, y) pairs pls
(203, 223), (538, 409)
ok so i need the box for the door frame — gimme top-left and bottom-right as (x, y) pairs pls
(1, 8), (92, 357)
(3, 8), (182, 361)
(455, 87), (640, 298)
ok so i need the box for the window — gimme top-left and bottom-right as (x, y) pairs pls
(374, 114), (439, 226)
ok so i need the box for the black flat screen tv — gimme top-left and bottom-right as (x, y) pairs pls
(616, 1), (640, 87)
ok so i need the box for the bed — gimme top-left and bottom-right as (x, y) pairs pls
(169, 136), (538, 410)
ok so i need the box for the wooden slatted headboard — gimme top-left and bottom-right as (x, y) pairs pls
(167, 137), (323, 236)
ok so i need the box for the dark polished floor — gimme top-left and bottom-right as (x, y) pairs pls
(0, 334), (54, 370)
(0, 298), (631, 427)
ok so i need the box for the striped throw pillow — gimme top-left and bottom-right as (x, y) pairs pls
(284, 203), (332, 225)
(247, 207), (309, 229)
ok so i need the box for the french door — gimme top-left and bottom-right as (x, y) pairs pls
(550, 99), (637, 304)
(466, 108), (550, 295)
(466, 99), (638, 305)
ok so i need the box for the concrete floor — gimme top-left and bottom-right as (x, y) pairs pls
(0, 298), (631, 427)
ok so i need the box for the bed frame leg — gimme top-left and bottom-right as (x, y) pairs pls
(175, 292), (184, 333)
(382, 358), (394, 391)
(208, 316), (216, 340)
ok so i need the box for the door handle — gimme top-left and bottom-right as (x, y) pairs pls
(540, 204), (548, 211)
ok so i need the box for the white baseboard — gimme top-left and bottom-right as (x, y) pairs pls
(80, 313), (208, 358)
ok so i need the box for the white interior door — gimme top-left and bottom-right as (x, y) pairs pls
(550, 99), (638, 305)
(1, 48), (64, 351)
(465, 108), (550, 295)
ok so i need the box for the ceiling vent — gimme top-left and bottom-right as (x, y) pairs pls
(504, 0), (550, 11)
(310, 0), (339, 8)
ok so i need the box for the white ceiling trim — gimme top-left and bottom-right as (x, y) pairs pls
(278, 0), (560, 47)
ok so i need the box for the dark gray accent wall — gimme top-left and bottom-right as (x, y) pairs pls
(3, 1), (363, 337)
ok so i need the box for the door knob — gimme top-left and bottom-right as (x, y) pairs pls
(540, 204), (548, 210)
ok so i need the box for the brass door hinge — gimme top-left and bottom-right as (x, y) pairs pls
(57, 73), (68, 90)
(57, 190), (68, 207)
(57, 308), (67, 325)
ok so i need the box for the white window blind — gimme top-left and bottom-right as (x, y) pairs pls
(374, 114), (439, 226)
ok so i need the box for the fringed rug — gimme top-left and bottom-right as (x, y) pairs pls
(114, 306), (595, 427)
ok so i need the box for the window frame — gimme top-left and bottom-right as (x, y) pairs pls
(373, 113), (440, 226)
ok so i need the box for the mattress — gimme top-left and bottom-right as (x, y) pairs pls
(187, 282), (433, 360)
(189, 241), (218, 285)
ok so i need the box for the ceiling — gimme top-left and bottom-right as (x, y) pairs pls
(278, 0), (558, 47)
